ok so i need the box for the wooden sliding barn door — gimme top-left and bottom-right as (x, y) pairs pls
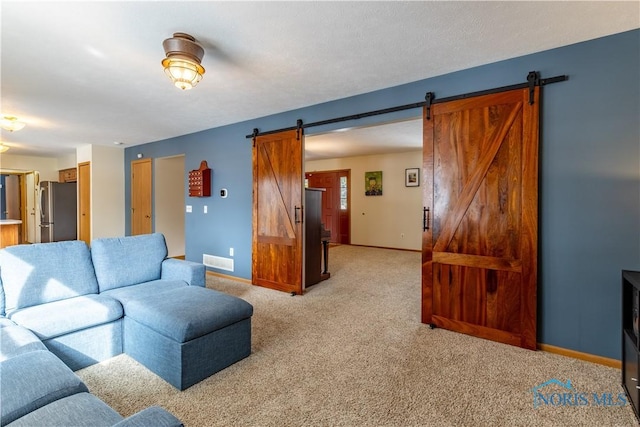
(252, 129), (304, 295)
(422, 87), (539, 350)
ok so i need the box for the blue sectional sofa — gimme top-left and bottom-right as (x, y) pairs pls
(0, 325), (182, 427)
(0, 233), (254, 426)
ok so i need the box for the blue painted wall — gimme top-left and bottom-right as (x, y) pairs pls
(125, 29), (640, 359)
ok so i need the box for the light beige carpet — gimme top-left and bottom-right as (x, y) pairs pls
(78, 245), (638, 426)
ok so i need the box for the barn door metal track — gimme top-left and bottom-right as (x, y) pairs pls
(246, 71), (567, 138)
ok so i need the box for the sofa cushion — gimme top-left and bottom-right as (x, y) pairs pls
(124, 286), (254, 342)
(102, 279), (188, 305)
(0, 324), (47, 361)
(0, 350), (89, 426)
(8, 294), (123, 340)
(0, 317), (15, 328)
(5, 392), (123, 427)
(91, 233), (168, 292)
(0, 241), (99, 315)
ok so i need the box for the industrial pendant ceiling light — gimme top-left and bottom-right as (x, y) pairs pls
(1, 115), (26, 132)
(162, 32), (205, 90)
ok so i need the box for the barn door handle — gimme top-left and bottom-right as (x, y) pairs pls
(423, 207), (430, 231)
(295, 206), (303, 224)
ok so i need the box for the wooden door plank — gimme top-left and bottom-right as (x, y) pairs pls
(520, 87), (540, 350)
(433, 252), (522, 272)
(421, 106), (435, 323)
(431, 315), (522, 347)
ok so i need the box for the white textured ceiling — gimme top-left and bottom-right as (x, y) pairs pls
(1, 1), (638, 159)
(306, 118), (423, 161)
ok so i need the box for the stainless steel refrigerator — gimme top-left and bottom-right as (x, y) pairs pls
(40, 181), (77, 243)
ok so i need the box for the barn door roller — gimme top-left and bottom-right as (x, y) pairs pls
(422, 71), (568, 120)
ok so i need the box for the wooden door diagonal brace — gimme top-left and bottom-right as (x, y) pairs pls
(257, 143), (296, 240)
(433, 101), (523, 253)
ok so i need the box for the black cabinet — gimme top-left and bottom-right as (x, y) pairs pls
(622, 270), (640, 420)
(305, 188), (330, 287)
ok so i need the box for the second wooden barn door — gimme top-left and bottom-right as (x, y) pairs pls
(422, 87), (539, 350)
(252, 129), (304, 295)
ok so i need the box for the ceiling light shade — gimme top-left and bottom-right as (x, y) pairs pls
(1, 116), (26, 132)
(162, 32), (205, 90)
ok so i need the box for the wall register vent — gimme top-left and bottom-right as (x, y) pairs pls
(203, 254), (234, 272)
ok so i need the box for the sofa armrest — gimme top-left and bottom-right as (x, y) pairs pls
(112, 406), (183, 427)
(161, 258), (205, 287)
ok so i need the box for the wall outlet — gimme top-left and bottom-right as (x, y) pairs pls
(186, 205), (192, 213)
(401, 233), (405, 238)
(204, 205), (208, 214)
(229, 248), (234, 257)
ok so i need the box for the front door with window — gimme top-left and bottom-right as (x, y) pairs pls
(305, 170), (350, 244)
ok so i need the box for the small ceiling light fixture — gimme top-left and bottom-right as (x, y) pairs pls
(0, 143), (9, 153)
(162, 32), (205, 90)
(1, 116), (26, 132)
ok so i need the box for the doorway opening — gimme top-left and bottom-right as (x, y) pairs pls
(251, 116), (423, 294)
(154, 155), (186, 258)
(304, 117), (423, 252)
(0, 171), (40, 245)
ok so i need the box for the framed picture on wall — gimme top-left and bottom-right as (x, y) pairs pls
(365, 171), (383, 196)
(405, 168), (420, 187)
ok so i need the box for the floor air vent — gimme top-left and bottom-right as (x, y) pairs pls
(203, 254), (234, 272)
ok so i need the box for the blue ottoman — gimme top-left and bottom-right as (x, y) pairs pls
(121, 286), (253, 390)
